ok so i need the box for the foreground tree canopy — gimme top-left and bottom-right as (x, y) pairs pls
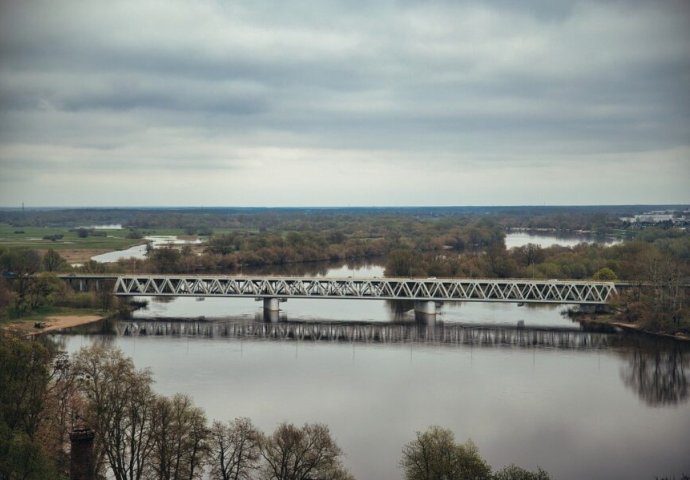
(400, 426), (550, 480)
(1, 337), (557, 479)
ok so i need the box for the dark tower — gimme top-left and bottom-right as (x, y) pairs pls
(69, 427), (95, 480)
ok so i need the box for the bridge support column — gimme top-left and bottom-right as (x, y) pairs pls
(263, 309), (280, 323)
(263, 298), (280, 312)
(414, 301), (438, 323)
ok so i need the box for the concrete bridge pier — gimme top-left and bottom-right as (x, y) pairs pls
(263, 297), (280, 312)
(261, 297), (286, 322)
(262, 309), (280, 323)
(414, 301), (439, 323)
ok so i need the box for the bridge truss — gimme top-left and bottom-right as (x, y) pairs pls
(113, 275), (617, 305)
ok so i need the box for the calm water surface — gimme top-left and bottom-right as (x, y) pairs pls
(55, 299), (690, 479)
(504, 231), (621, 249)
(91, 235), (204, 263)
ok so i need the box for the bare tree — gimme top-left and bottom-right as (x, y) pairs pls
(259, 423), (353, 480)
(38, 350), (82, 473)
(209, 417), (260, 480)
(72, 344), (156, 480)
(152, 393), (209, 480)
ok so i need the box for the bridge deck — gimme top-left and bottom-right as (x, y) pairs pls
(104, 275), (617, 305)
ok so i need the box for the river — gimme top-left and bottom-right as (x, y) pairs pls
(53, 262), (690, 479)
(504, 231), (621, 249)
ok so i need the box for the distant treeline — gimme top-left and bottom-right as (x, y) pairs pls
(2, 205), (686, 232)
(73, 218), (506, 274)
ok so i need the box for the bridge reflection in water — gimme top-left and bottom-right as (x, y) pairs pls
(115, 319), (612, 350)
(62, 317), (690, 407)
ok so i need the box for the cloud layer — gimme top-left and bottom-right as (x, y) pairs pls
(1, 0), (689, 206)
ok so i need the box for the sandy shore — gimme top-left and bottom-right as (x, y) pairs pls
(3, 314), (106, 337)
(38, 315), (105, 333)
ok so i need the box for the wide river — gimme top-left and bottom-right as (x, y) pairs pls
(54, 260), (690, 479)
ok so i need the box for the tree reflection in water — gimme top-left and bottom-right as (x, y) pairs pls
(619, 337), (690, 406)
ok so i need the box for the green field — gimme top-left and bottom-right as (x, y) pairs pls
(0, 224), (205, 251)
(0, 224), (143, 251)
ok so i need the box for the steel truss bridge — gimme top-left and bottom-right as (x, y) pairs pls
(115, 320), (613, 350)
(110, 275), (617, 305)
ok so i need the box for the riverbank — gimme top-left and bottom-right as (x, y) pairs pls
(578, 315), (690, 342)
(1, 308), (107, 337)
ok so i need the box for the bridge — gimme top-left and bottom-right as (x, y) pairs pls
(60, 274), (618, 318)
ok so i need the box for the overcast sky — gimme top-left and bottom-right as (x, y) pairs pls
(0, 0), (688, 207)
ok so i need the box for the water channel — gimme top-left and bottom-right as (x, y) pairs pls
(54, 255), (690, 479)
(504, 231), (622, 249)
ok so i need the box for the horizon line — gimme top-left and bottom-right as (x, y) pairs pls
(1, 203), (689, 210)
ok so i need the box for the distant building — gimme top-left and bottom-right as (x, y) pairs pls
(620, 210), (687, 226)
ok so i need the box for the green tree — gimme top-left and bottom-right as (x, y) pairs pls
(0, 277), (16, 310)
(259, 423), (353, 480)
(208, 234), (241, 255)
(400, 426), (491, 480)
(487, 246), (518, 278)
(126, 229), (143, 240)
(151, 247), (182, 273)
(0, 248), (42, 314)
(42, 248), (66, 272)
(0, 335), (62, 479)
(492, 465), (551, 480)
(27, 273), (66, 310)
(592, 267), (617, 281)
(0, 336), (52, 439)
(385, 249), (419, 277)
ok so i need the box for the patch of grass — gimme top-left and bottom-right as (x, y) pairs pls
(0, 224), (215, 251)
(0, 223), (145, 251)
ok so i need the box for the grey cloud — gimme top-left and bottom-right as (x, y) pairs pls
(0, 0), (688, 205)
